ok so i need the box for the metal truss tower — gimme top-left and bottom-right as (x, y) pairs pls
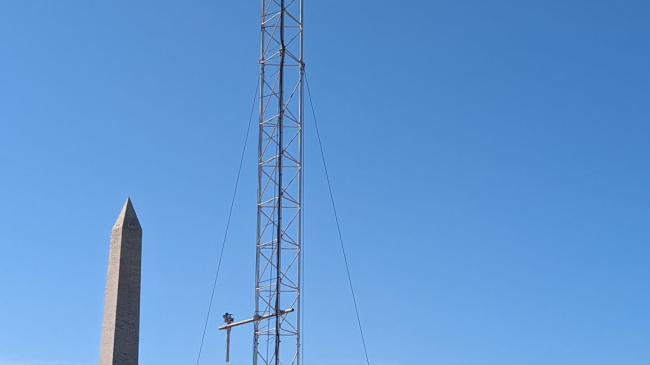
(255, 0), (303, 365)
(217, 2), (303, 364)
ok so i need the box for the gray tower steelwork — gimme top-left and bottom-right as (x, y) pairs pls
(255, 1), (304, 365)
(218, 2), (303, 364)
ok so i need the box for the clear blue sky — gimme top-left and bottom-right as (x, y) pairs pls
(1, 1), (649, 365)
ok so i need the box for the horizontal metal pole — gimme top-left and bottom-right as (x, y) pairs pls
(218, 308), (294, 330)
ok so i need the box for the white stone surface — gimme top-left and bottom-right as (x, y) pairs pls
(99, 198), (142, 365)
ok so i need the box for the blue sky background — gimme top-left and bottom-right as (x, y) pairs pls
(1, 1), (649, 365)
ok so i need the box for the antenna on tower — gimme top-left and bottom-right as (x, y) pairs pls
(218, 0), (304, 364)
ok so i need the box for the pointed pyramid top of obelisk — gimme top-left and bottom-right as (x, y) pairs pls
(113, 197), (141, 230)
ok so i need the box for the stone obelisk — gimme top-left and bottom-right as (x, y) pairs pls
(99, 198), (142, 365)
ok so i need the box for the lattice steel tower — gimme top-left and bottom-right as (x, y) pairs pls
(218, 1), (303, 364)
(255, 0), (303, 364)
